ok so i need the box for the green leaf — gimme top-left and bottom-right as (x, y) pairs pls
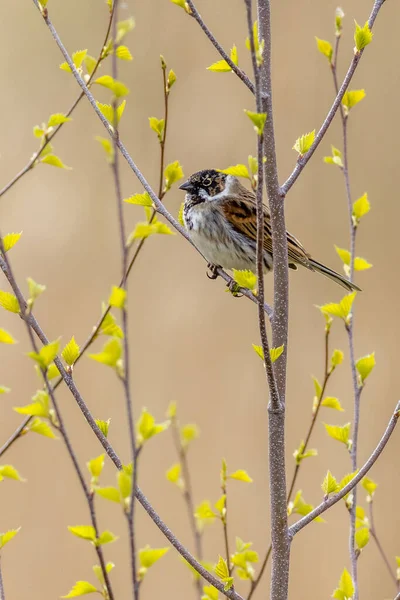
(356, 353), (375, 383)
(252, 344), (264, 361)
(95, 486), (120, 503)
(116, 18), (135, 44)
(27, 278), (46, 304)
(2, 232), (22, 252)
(342, 89), (366, 114)
(214, 556), (229, 580)
(167, 69), (177, 91)
(46, 363), (60, 380)
(60, 49), (88, 72)
(195, 500), (216, 529)
(0, 328), (16, 344)
(170, 0), (190, 11)
(87, 454), (105, 481)
(94, 75), (130, 97)
(92, 562), (115, 586)
(335, 246), (351, 266)
(324, 146), (343, 168)
(336, 7), (345, 33)
(96, 530), (118, 546)
(0, 291), (19, 313)
(354, 21), (373, 52)
(355, 527), (370, 550)
(244, 110), (267, 136)
(232, 269), (257, 291)
(181, 424), (200, 447)
(315, 37), (333, 62)
(40, 154), (71, 169)
(219, 165), (250, 179)
(339, 471), (358, 498)
(68, 525), (96, 542)
(321, 397), (344, 411)
(166, 401), (177, 419)
(353, 193), (370, 221)
(117, 470), (132, 502)
(319, 291), (357, 323)
(47, 113), (72, 127)
(0, 528), (20, 549)
(202, 585), (219, 600)
(166, 463), (183, 488)
(332, 568), (354, 600)
(0, 465), (24, 481)
(354, 257), (372, 271)
(149, 117), (165, 141)
(164, 160), (184, 191)
(245, 20), (264, 66)
(28, 339), (60, 370)
(124, 192), (152, 207)
(361, 476), (377, 497)
(324, 423), (351, 447)
(95, 419), (110, 438)
(178, 202), (185, 227)
(214, 494), (226, 515)
(207, 45), (238, 72)
(0, 386), (10, 394)
(96, 100), (126, 125)
(62, 336), (80, 366)
(116, 45), (133, 60)
(127, 220), (175, 243)
(228, 469), (253, 483)
(312, 376), (322, 400)
(322, 470), (339, 495)
(270, 345), (284, 363)
(331, 349), (344, 367)
(293, 130), (315, 155)
(293, 440), (318, 465)
(89, 338), (122, 369)
(109, 286), (127, 309)
(136, 409), (170, 445)
(95, 136), (114, 164)
(84, 55), (97, 75)
(100, 307), (123, 338)
(14, 389), (50, 418)
(139, 545), (169, 568)
(33, 125), (45, 138)
(28, 417), (56, 439)
(61, 581), (98, 597)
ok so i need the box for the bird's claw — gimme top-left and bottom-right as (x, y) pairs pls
(206, 263), (220, 280)
(227, 280), (243, 297)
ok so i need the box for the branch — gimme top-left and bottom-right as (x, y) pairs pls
(0, 4), (115, 200)
(185, 0), (255, 94)
(110, 3), (139, 598)
(368, 500), (398, 589)
(0, 557), (5, 600)
(281, 0), (386, 196)
(289, 400), (400, 537)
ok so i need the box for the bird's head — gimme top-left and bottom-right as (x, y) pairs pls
(179, 169), (230, 201)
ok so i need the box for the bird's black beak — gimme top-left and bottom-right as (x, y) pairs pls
(179, 180), (194, 192)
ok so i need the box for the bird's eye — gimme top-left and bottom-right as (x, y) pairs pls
(202, 176), (212, 187)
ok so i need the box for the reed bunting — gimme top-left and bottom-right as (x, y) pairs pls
(180, 169), (360, 292)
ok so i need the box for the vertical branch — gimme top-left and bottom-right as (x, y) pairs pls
(110, 4), (139, 599)
(255, 1), (290, 598)
(331, 34), (361, 599)
(0, 557), (5, 600)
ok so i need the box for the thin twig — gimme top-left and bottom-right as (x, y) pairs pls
(281, 0), (386, 196)
(0, 4), (115, 200)
(331, 36), (361, 599)
(110, 4), (139, 597)
(289, 400), (400, 537)
(171, 417), (203, 598)
(0, 556), (5, 600)
(368, 501), (398, 589)
(185, 0), (255, 94)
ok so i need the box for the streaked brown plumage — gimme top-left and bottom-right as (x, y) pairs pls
(180, 169), (361, 292)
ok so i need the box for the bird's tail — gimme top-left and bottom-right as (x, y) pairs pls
(308, 258), (362, 292)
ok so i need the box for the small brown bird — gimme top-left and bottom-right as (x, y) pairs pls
(180, 169), (360, 292)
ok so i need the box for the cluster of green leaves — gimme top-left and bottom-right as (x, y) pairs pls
(287, 490), (324, 523)
(32, 112), (72, 170)
(166, 402), (199, 491)
(124, 203), (176, 245)
(252, 342), (284, 365)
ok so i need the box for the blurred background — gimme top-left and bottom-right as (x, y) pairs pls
(1, 0), (399, 598)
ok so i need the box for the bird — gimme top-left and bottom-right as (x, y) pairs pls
(179, 169), (360, 292)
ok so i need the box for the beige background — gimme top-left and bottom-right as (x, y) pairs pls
(1, 0), (399, 598)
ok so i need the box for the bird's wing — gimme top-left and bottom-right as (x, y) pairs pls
(219, 192), (311, 266)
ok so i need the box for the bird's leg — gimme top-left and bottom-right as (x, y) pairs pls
(206, 263), (220, 280)
(226, 279), (243, 297)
